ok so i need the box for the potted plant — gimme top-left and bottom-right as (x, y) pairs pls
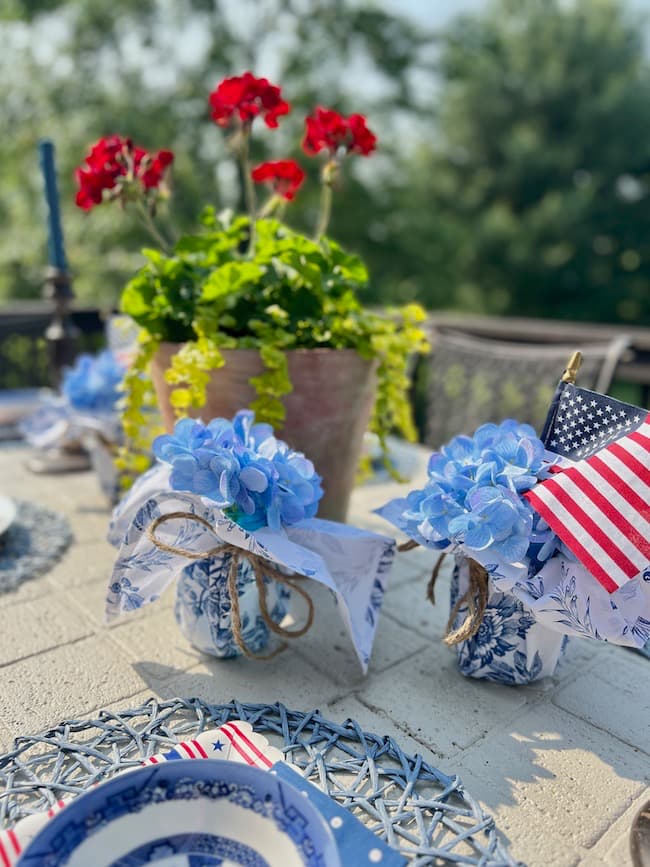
(74, 72), (428, 520)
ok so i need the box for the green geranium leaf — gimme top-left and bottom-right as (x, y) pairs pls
(200, 261), (265, 302)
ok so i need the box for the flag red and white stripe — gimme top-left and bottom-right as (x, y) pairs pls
(219, 722), (273, 769)
(526, 412), (650, 593)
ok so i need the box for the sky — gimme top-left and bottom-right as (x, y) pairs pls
(382, 0), (650, 25)
(381, 0), (484, 24)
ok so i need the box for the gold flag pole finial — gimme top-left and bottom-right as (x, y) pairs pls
(561, 350), (583, 384)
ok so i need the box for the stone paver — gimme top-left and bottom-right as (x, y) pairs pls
(383, 561), (451, 638)
(148, 651), (347, 710)
(359, 644), (529, 757)
(453, 702), (650, 867)
(47, 539), (117, 588)
(584, 791), (650, 865)
(0, 720), (13, 755)
(0, 447), (648, 866)
(552, 646), (650, 753)
(0, 634), (148, 733)
(0, 594), (93, 667)
(0, 570), (54, 609)
(294, 583), (430, 686)
(110, 600), (203, 679)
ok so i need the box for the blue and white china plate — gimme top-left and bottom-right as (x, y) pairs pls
(17, 759), (341, 867)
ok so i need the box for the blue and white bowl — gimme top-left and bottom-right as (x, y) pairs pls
(17, 759), (341, 867)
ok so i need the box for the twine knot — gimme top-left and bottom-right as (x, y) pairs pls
(397, 541), (489, 645)
(146, 511), (314, 661)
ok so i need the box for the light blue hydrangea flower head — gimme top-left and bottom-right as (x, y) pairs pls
(152, 410), (323, 532)
(62, 350), (125, 412)
(391, 418), (558, 567)
(448, 485), (533, 564)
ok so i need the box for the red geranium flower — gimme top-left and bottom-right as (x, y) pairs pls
(302, 107), (377, 157)
(74, 135), (174, 210)
(209, 72), (290, 129)
(346, 113), (377, 156)
(251, 159), (305, 201)
(139, 150), (175, 189)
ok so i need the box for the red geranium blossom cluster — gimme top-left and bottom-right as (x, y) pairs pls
(303, 107), (376, 157)
(251, 160), (305, 201)
(75, 135), (174, 211)
(208, 72), (290, 129)
(75, 72), (377, 239)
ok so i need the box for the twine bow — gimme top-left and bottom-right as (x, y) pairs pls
(398, 540), (489, 645)
(146, 511), (314, 661)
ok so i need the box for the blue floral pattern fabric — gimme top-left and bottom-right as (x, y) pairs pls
(107, 464), (396, 671)
(175, 553), (292, 658)
(469, 548), (650, 650)
(21, 351), (125, 451)
(451, 557), (566, 685)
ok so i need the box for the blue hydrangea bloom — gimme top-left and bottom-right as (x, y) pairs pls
(62, 350), (125, 412)
(448, 485), (533, 563)
(399, 419), (559, 567)
(153, 418), (216, 462)
(152, 410), (323, 532)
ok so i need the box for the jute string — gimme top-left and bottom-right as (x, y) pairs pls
(397, 541), (489, 645)
(146, 512), (314, 661)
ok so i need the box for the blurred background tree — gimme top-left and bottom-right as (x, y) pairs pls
(399, 0), (650, 324)
(2, 0), (650, 325)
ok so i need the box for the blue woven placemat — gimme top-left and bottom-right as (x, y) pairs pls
(0, 500), (72, 593)
(0, 697), (522, 866)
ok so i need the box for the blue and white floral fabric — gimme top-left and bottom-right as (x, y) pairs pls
(450, 556), (566, 685)
(464, 544), (650, 649)
(107, 463), (396, 671)
(379, 495), (650, 683)
(21, 350), (125, 449)
(21, 351), (126, 500)
(174, 554), (293, 658)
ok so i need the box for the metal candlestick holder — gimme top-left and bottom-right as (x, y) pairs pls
(43, 265), (79, 388)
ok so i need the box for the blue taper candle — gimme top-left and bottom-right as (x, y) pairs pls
(38, 139), (67, 271)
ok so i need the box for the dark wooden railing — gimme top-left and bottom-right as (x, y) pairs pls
(0, 302), (108, 389)
(1, 302), (649, 406)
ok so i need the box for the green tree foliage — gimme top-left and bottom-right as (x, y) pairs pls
(0, 0), (434, 305)
(401, 0), (650, 324)
(4, 0), (650, 326)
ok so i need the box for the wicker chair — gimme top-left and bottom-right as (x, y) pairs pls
(422, 328), (630, 448)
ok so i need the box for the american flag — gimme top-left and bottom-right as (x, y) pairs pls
(541, 382), (647, 460)
(527, 383), (650, 594)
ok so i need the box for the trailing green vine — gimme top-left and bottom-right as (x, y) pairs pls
(114, 331), (163, 486)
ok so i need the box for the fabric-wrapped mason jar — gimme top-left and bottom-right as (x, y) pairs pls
(175, 550), (293, 659)
(449, 555), (567, 685)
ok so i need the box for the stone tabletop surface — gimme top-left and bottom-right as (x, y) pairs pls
(0, 443), (648, 867)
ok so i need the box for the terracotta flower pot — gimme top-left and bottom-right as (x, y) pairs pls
(150, 343), (378, 522)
